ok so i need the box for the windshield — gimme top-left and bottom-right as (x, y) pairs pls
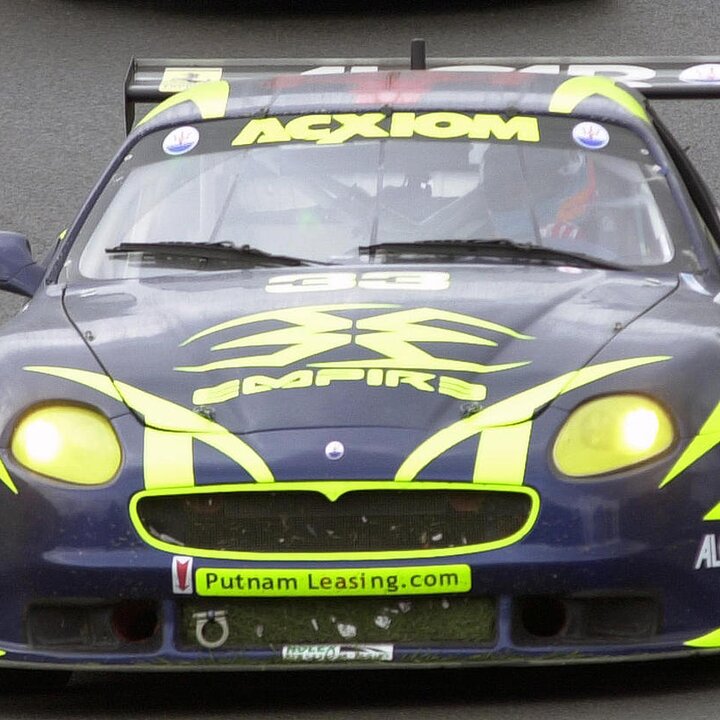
(66, 112), (696, 280)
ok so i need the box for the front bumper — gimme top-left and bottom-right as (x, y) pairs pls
(0, 528), (718, 670)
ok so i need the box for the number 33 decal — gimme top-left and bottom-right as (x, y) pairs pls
(266, 271), (450, 293)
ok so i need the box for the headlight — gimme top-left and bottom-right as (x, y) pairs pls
(553, 394), (674, 477)
(11, 405), (121, 485)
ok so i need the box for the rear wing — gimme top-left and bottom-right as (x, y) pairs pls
(124, 40), (720, 132)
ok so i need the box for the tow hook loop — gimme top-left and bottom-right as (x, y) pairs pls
(193, 610), (229, 649)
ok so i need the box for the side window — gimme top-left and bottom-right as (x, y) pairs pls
(695, 207), (720, 263)
(650, 109), (720, 264)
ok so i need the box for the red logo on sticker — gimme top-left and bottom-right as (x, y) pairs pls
(172, 556), (193, 594)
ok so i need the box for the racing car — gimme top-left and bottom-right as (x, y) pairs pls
(4, 42), (720, 688)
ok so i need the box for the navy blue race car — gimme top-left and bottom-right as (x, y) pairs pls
(3, 46), (720, 687)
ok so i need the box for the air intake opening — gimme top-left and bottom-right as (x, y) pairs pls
(27, 600), (161, 651)
(514, 594), (661, 645)
(111, 600), (159, 643)
(519, 597), (567, 638)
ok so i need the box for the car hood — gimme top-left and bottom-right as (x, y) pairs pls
(62, 266), (677, 436)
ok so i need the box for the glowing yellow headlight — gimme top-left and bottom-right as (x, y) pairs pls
(553, 395), (674, 477)
(11, 405), (121, 485)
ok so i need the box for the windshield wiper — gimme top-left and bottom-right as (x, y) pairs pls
(358, 239), (627, 271)
(106, 242), (333, 267)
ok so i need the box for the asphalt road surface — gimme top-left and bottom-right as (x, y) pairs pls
(2, 0), (720, 714)
(7, 658), (720, 717)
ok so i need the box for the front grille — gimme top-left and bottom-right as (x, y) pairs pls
(180, 596), (496, 648)
(136, 488), (532, 554)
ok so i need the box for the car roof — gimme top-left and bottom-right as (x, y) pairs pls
(132, 70), (652, 137)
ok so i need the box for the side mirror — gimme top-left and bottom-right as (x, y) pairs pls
(0, 232), (44, 297)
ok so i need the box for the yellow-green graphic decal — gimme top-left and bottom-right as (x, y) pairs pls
(0, 650), (5, 657)
(232, 112), (540, 147)
(396, 356), (670, 482)
(0, 457), (17, 495)
(28, 348), (669, 559)
(548, 76), (649, 124)
(685, 628), (720, 648)
(195, 564), (471, 597)
(656, 387), (720, 532)
(659, 397), (720, 524)
(25, 366), (274, 489)
(661, 398), (720, 489)
(28, 353), (669, 496)
(178, 304), (533, 405)
(138, 80), (230, 127)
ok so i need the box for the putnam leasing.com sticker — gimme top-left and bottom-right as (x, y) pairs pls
(195, 565), (472, 597)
